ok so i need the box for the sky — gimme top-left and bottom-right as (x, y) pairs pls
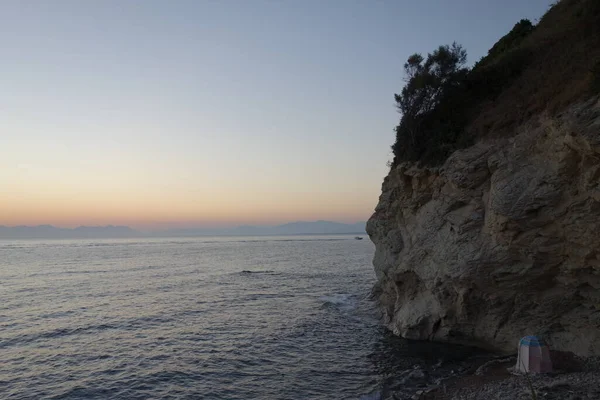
(1, 0), (552, 230)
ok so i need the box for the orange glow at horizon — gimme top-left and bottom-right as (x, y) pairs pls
(1, 195), (372, 229)
(0, 177), (374, 229)
(1, 107), (385, 230)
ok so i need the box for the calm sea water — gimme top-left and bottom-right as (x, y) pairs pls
(0, 235), (480, 400)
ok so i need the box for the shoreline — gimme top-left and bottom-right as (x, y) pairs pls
(416, 355), (600, 400)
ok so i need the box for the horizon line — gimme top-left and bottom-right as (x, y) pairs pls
(0, 219), (368, 231)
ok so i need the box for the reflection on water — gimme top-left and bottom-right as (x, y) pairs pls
(0, 236), (484, 400)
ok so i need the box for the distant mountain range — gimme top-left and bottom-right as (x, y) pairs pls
(0, 221), (366, 239)
(156, 220), (367, 237)
(0, 225), (140, 239)
(0, 225), (139, 239)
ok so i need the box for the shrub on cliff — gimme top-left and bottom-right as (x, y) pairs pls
(475, 19), (534, 69)
(391, 21), (537, 167)
(592, 62), (600, 94)
(391, 0), (600, 168)
(391, 43), (469, 165)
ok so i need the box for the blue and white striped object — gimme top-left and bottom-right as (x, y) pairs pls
(519, 336), (545, 347)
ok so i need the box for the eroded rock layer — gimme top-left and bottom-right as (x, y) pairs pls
(367, 97), (600, 356)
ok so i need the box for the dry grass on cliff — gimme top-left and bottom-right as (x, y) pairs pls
(469, 0), (600, 138)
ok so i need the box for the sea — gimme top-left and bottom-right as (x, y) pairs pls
(0, 235), (482, 400)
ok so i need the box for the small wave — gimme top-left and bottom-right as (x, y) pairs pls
(0, 323), (120, 349)
(0, 314), (175, 350)
(226, 238), (349, 244)
(240, 293), (296, 301)
(240, 270), (277, 274)
(359, 393), (382, 400)
(25, 265), (162, 278)
(267, 238), (347, 242)
(320, 293), (351, 305)
(398, 366), (427, 385)
(319, 293), (357, 311)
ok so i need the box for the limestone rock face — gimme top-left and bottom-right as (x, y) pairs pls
(367, 97), (600, 356)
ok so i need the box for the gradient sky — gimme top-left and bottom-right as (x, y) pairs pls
(1, 0), (552, 229)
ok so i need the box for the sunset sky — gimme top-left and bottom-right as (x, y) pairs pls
(1, 0), (552, 230)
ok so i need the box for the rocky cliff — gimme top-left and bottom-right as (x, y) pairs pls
(367, 97), (600, 356)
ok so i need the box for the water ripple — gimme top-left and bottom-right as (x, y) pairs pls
(0, 236), (483, 400)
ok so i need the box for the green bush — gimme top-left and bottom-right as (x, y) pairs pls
(392, 43), (469, 165)
(475, 19), (534, 69)
(391, 21), (536, 167)
(391, 0), (600, 168)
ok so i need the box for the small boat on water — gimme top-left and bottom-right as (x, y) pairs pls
(354, 236), (363, 240)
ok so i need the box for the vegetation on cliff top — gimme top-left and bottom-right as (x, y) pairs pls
(391, 0), (600, 167)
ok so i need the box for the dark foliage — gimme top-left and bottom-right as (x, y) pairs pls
(591, 62), (600, 94)
(392, 23), (536, 166)
(475, 19), (535, 69)
(392, 43), (469, 164)
(391, 0), (600, 167)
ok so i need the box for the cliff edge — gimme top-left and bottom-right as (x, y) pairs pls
(368, 0), (600, 357)
(368, 99), (600, 356)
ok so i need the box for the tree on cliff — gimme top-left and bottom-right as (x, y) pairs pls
(391, 0), (600, 168)
(396, 43), (467, 119)
(392, 43), (468, 164)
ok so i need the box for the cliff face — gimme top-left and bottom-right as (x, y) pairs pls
(367, 97), (600, 356)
